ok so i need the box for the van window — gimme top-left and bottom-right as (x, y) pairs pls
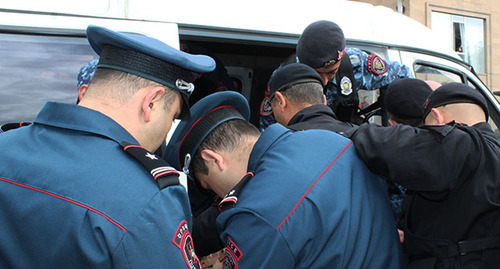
(0, 33), (97, 124)
(413, 63), (462, 84)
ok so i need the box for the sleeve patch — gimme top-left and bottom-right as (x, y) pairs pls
(367, 54), (387, 75)
(172, 220), (202, 269)
(227, 236), (242, 260)
(223, 246), (239, 269)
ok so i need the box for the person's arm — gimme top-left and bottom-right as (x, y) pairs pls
(346, 123), (476, 193)
(347, 48), (413, 91)
(217, 210), (295, 268)
(112, 186), (201, 268)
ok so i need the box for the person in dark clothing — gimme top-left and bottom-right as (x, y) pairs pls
(384, 78), (434, 242)
(345, 82), (500, 268)
(385, 78), (433, 128)
(268, 62), (354, 132)
(260, 20), (413, 130)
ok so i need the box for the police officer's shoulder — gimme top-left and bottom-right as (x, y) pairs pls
(219, 172), (254, 212)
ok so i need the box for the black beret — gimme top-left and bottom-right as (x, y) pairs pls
(296, 20), (346, 69)
(385, 78), (433, 119)
(268, 63), (323, 96)
(422, 82), (489, 120)
(164, 91), (250, 182)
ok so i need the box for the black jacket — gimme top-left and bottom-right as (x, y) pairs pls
(287, 104), (355, 133)
(347, 122), (500, 268)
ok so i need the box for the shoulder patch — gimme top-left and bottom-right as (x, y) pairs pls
(260, 96), (272, 117)
(173, 220), (202, 269)
(223, 237), (242, 269)
(223, 247), (238, 269)
(367, 54), (387, 75)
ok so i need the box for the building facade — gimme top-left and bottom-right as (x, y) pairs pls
(353, 0), (498, 96)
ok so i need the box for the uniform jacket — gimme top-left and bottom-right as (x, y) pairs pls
(347, 122), (500, 268)
(217, 124), (403, 268)
(0, 102), (199, 268)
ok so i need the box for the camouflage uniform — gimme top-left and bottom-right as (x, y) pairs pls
(259, 48), (414, 130)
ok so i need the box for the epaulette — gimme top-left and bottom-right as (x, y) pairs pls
(219, 172), (254, 212)
(120, 141), (180, 190)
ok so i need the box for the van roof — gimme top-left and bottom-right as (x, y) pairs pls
(2, 0), (458, 59)
(139, 0), (458, 59)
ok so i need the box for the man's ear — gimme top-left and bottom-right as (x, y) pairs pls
(274, 92), (287, 112)
(142, 86), (166, 122)
(388, 119), (397, 126)
(430, 108), (445, 125)
(77, 85), (88, 103)
(200, 149), (226, 172)
(322, 94), (327, 105)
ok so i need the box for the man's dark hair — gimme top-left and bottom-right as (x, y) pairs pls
(192, 119), (260, 176)
(387, 112), (424, 127)
(275, 82), (324, 107)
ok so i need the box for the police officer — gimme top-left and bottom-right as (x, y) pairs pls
(346, 83), (500, 268)
(0, 25), (215, 268)
(164, 91), (404, 268)
(259, 20), (413, 129)
(268, 62), (354, 132)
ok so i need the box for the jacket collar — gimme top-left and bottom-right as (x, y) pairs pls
(287, 104), (337, 126)
(247, 123), (290, 172)
(34, 101), (138, 145)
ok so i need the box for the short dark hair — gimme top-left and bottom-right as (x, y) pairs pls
(387, 112), (424, 127)
(275, 82), (324, 106)
(192, 119), (260, 176)
(88, 68), (179, 110)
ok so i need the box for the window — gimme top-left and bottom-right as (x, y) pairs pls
(0, 33), (97, 124)
(431, 12), (486, 74)
(413, 63), (463, 84)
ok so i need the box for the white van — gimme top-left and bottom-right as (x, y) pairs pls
(1, 0), (499, 136)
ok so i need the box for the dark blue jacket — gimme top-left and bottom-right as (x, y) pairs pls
(0, 102), (199, 268)
(217, 124), (403, 268)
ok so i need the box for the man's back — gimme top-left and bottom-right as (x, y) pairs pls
(0, 103), (193, 268)
(218, 124), (403, 268)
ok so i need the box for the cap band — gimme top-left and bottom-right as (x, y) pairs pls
(275, 79), (323, 93)
(179, 106), (245, 170)
(98, 46), (194, 90)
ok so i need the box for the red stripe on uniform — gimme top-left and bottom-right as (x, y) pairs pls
(154, 170), (179, 180)
(277, 141), (353, 230)
(123, 144), (144, 151)
(0, 177), (127, 232)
